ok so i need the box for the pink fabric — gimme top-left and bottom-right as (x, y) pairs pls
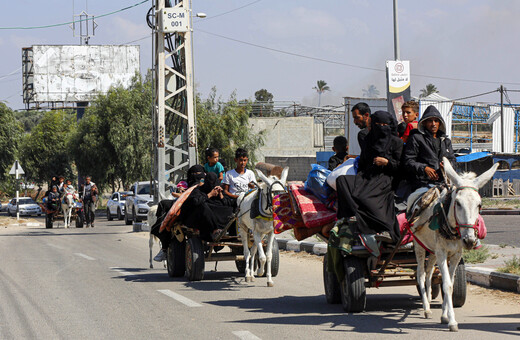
(272, 193), (305, 234)
(476, 214), (486, 239)
(397, 213), (414, 245)
(288, 182), (336, 228)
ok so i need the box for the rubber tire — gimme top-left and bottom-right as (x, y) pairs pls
(235, 259), (247, 274)
(117, 208), (123, 220)
(75, 214), (84, 228)
(340, 256), (366, 313)
(167, 238), (186, 277)
(323, 255), (341, 304)
(7, 209), (11, 217)
(185, 237), (205, 281)
(107, 208), (113, 221)
(253, 240), (280, 277)
(45, 214), (53, 229)
(415, 283), (441, 300)
(133, 207), (141, 223)
(124, 210), (132, 225)
(452, 259), (467, 308)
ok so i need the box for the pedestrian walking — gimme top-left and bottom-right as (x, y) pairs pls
(80, 176), (98, 228)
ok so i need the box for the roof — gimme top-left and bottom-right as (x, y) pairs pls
(421, 93), (451, 102)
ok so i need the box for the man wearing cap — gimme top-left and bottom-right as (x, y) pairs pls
(402, 105), (457, 191)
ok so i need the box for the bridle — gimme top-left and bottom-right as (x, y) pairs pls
(451, 186), (480, 237)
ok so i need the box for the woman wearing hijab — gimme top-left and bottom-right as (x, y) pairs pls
(336, 111), (404, 242)
(181, 172), (235, 241)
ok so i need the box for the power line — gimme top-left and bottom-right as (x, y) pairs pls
(197, 29), (520, 86)
(0, 67), (22, 80)
(194, 0), (264, 23)
(0, 0), (148, 30)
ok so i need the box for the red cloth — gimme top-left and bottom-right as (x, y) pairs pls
(476, 214), (486, 239)
(288, 182), (336, 228)
(159, 185), (197, 232)
(272, 193), (305, 234)
(401, 121), (418, 143)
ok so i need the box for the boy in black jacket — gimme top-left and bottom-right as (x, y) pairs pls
(402, 105), (456, 190)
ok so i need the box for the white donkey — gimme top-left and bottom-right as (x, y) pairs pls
(409, 157), (498, 332)
(62, 192), (77, 228)
(237, 167), (288, 287)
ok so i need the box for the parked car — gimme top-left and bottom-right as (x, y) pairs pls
(124, 181), (155, 225)
(6, 197), (42, 216)
(106, 191), (132, 221)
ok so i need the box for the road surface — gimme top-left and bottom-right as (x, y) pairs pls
(0, 217), (519, 339)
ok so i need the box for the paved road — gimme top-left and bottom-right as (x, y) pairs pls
(0, 216), (519, 339)
(481, 215), (520, 247)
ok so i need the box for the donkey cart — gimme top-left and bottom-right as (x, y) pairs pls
(166, 214), (280, 282)
(319, 233), (467, 313)
(40, 201), (84, 229)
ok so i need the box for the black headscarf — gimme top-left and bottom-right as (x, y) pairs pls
(187, 165), (205, 187)
(366, 111), (398, 159)
(200, 172), (218, 194)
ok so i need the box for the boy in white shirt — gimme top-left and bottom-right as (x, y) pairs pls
(223, 148), (256, 199)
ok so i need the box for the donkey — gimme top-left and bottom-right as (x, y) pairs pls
(237, 167), (289, 287)
(408, 157), (498, 332)
(62, 192), (77, 228)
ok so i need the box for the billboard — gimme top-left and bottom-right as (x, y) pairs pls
(386, 60), (411, 122)
(23, 45), (140, 103)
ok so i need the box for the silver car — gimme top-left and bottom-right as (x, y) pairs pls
(7, 197), (42, 216)
(106, 191), (131, 221)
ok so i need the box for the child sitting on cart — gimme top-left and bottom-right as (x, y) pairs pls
(47, 186), (61, 212)
(222, 148), (256, 200)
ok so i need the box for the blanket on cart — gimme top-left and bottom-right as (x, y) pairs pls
(288, 182), (336, 228)
(159, 185), (197, 233)
(272, 193), (305, 234)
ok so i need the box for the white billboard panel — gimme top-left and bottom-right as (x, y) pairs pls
(28, 45), (140, 102)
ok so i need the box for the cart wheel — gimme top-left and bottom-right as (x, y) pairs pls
(452, 259), (466, 307)
(323, 254), (341, 304)
(167, 238), (186, 277)
(185, 237), (204, 281)
(253, 239), (280, 277)
(117, 208), (123, 220)
(45, 214), (53, 229)
(340, 256), (366, 313)
(235, 259), (247, 273)
(75, 214), (84, 228)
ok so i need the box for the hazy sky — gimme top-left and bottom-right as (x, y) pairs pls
(1, 0), (520, 110)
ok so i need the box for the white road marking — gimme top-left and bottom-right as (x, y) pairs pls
(232, 331), (262, 340)
(110, 267), (136, 276)
(47, 243), (64, 250)
(157, 289), (202, 307)
(74, 253), (96, 261)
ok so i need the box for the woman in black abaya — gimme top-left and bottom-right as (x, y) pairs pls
(181, 172), (234, 241)
(336, 111), (403, 242)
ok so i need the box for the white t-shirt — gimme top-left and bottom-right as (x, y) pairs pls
(223, 169), (256, 195)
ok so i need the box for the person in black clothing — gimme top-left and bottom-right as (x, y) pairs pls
(151, 165), (206, 262)
(47, 186), (61, 211)
(181, 172), (234, 241)
(351, 102), (371, 152)
(328, 136), (349, 170)
(336, 111), (404, 242)
(79, 176), (98, 228)
(402, 105), (457, 191)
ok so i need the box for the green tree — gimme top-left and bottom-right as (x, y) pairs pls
(0, 103), (23, 182)
(196, 88), (264, 169)
(420, 83), (439, 98)
(362, 84), (380, 98)
(313, 80), (330, 107)
(70, 74), (153, 191)
(252, 89), (274, 117)
(14, 110), (45, 132)
(19, 110), (76, 184)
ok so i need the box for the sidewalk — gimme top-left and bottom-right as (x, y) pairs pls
(275, 231), (520, 293)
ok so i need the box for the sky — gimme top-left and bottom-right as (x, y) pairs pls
(1, 0), (520, 110)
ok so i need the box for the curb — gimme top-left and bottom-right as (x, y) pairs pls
(276, 237), (520, 293)
(481, 209), (520, 215)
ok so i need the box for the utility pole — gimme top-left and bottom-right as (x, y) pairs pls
(153, 0), (198, 201)
(500, 85), (504, 152)
(393, 0), (400, 60)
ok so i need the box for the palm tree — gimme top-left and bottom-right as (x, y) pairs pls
(313, 80), (330, 107)
(362, 84), (380, 98)
(419, 83), (439, 98)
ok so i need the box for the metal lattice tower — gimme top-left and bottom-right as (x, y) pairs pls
(153, 0), (197, 201)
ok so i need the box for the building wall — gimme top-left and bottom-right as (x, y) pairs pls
(264, 156), (316, 182)
(250, 117), (322, 162)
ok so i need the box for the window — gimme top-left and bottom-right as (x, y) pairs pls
(496, 160), (510, 171)
(511, 160), (520, 170)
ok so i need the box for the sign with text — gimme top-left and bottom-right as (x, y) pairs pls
(160, 8), (189, 33)
(386, 60), (411, 122)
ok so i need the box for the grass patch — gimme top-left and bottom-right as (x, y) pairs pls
(481, 198), (520, 209)
(497, 256), (520, 275)
(462, 245), (490, 264)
